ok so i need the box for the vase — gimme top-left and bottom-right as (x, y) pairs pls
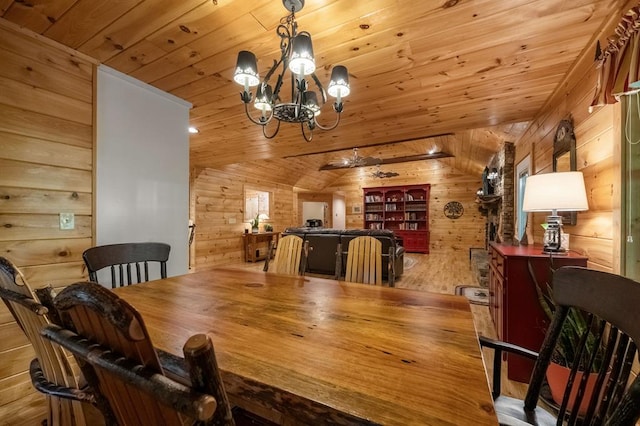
(546, 362), (607, 416)
(252, 227), (259, 233)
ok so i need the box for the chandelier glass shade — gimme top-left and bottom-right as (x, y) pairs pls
(233, 0), (350, 142)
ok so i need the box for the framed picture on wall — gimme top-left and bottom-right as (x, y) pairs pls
(352, 205), (362, 214)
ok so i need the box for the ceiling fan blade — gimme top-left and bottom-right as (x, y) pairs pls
(361, 156), (382, 166)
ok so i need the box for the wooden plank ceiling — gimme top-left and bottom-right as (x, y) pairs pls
(0, 0), (623, 189)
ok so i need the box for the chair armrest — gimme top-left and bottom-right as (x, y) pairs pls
(334, 243), (342, 280)
(156, 349), (190, 385)
(388, 246), (395, 287)
(478, 336), (538, 399)
(263, 240), (276, 272)
(29, 358), (96, 405)
(479, 336), (539, 360)
(42, 324), (216, 422)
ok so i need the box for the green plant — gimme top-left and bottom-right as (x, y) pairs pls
(264, 223), (273, 232)
(532, 260), (605, 372)
(250, 214), (259, 229)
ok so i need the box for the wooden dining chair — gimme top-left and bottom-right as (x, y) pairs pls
(336, 236), (384, 285)
(41, 281), (236, 425)
(263, 235), (309, 276)
(479, 266), (640, 426)
(82, 242), (170, 288)
(0, 257), (99, 426)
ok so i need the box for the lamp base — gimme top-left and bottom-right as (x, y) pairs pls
(541, 246), (569, 256)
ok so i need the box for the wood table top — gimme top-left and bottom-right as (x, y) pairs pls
(114, 268), (497, 425)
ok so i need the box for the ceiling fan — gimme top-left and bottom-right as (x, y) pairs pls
(326, 148), (381, 169)
(371, 165), (399, 179)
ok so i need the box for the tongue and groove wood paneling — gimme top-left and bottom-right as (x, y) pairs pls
(0, 20), (95, 420)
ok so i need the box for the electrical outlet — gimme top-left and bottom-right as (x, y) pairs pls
(59, 213), (75, 230)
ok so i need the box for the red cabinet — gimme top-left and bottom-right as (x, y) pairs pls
(488, 242), (588, 382)
(363, 184), (430, 253)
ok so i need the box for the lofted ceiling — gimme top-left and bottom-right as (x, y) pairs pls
(0, 0), (626, 189)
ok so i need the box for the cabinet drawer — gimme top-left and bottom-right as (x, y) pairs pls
(490, 248), (505, 277)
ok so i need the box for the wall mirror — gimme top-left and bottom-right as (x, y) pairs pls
(553, 118), (577, 225)
(244, 186), (272, 222)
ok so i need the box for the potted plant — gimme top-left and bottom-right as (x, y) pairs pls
(264, 223), (273, 232)
(250, 214), (259, 233)
(533, 263), (606, 415)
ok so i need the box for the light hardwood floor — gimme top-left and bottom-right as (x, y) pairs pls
(3, 250), (524, 425)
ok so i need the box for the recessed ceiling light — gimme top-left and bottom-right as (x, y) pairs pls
(188, 126), (199, 134)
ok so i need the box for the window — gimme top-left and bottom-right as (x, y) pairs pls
(244, 187), (271, 222)
(622, 94), (640, 280)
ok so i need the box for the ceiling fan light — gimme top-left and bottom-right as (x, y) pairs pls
(254, 84), (273, 111)
(233, 50), (260, 87)
(327, 65), (350, 98)
(289, 33), (316, 75)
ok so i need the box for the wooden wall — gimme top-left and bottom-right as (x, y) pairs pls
(192, 157), (485, 269)
(0, 21), (95, 412)
(514, 8), (623, 273)
(191, 167), (296, 269)
(323, 159), (485, 253)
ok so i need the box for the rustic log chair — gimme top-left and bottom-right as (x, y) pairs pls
(40, 281), (236, 425)
(82, 242), (170, 288)
(0, 257), (100, 426)
(335, 236), (388, 285)
(263, 235), (309, 276)
(479, 266), (640, 426)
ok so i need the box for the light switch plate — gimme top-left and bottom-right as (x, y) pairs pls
(228, 217), (236, 224)
(59, 213), (75, 230)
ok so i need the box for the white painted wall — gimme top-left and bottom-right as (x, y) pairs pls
(96, 65), (191, 278)
(302, 202), (326, 226)
(332, 194), (346, 229)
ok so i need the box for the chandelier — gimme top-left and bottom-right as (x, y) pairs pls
(233, 0), (350, 142)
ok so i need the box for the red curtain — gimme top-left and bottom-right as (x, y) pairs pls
(591, 5), (640, 110)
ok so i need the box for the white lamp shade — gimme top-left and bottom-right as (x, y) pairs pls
(327, 65), (350, 98)
(233, 50), (260, 87)
(289, 33), (316, 75)
(254, 84), (273, 112)
(522, 171), (589, 212)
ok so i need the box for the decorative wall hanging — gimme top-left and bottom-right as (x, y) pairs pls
(444, 201), (464, 219)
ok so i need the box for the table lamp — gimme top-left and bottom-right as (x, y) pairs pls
(522, 171), (588, 253)
(258, 213), (270, 229)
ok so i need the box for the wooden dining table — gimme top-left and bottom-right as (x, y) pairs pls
(113, 268), (497, 425)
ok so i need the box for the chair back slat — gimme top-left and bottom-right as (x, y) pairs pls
(0, 257), (89, 426)
(344, 236), (382, 285)
(83, 242), (170, 288)
(47, 282), (230, 425)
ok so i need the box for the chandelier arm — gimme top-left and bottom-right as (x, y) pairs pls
(301, 122), (313, 142)
(262, 119), (281, 139)
(243, 102), (274, 126)
(310, 73), (327, 104)
(264, 59), (282, 85)
(313, 112), (341, 131)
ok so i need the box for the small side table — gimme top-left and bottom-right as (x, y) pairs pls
(243, 232), (279, 262)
